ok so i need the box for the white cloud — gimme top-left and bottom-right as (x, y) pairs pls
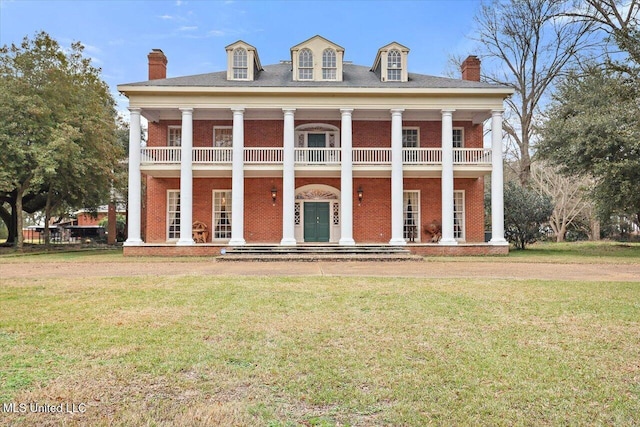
(159, 14), (174, 20)
(179, 26), (198, 31)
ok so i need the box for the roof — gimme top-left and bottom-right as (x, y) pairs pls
(119, 63), (501, 90)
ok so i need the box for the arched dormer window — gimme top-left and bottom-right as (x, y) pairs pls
(233, 48), (248, 79)
(387, 49), (402, 81)
(298, 48), (313, 80)
(322, 48), (337, 80)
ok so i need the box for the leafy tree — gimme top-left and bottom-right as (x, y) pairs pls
(0, 32), (121, 248)
(537, 65), (640, 226)
(471, 0), (594, 186)
(504, 181), (554, 249)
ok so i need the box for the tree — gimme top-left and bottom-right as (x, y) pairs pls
(0, 32), (121, 248)
(537, 65), (640, 227)
(530, 162), (594, 241)
(504, 181), (554, 249)
(472, 0), (594, 186)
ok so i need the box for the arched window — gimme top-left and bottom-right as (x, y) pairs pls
(298, 48), (313, 80)
(233, 48), (248, 79)
(322, 49), (337, 80)
(387, 49), (402, 81)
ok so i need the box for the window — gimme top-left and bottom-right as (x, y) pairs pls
(214, 126), (233, 147)
(387, 49), (402, 81)
(233, 48), (248, 79)
(167, 190), (180, 240)
(453, 128), (464, 163)
(403, 191), (420, 241)
(168, 126), (181, 147)
(454, 191), (465, 241)
(452, 128), (464, 148)
(213, 190), (232, 239)
(322, 49), (337, 80)
(298, 48), (313, 80)
(402, 128), (419, 148)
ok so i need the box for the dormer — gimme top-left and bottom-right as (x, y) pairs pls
(371, 42), (410, 83)
(225, 40), (262, 81)
(290, 35), (345, 82)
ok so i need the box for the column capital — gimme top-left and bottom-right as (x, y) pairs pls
(128, 107), (141, 114)
(340, 108), (354, 115)
(231, 107), (245, 113)
(390, 108), (405, 116)
(441, 109), (456, 115)
(282, 108), (296, 114)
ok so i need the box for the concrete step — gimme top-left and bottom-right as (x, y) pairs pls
(217, 245), (423, 262)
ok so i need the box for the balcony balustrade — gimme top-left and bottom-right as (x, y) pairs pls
(140, 147), (492, 166)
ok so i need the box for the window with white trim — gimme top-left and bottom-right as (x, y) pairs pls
(403, 191), (420, 241)
(168, 126), (181, 147)
(322, 49), (337, 80)
(213, 190), (232, 240)
(387, 49), (402, 81)
(402, 128), (419, 147)
(167, 190), (180, 240)
(298, 48), (313, 80)
(233, 48), (248, 79)
(452, 128), (464, 148)
(214, 126), (233, 147)
(453, 190), (465, 241)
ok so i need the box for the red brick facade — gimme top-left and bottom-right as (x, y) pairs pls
(142, 119), (487, 245)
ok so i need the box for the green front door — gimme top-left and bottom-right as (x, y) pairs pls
(307, 133), (326, 163)
(304, 202), (330, 242)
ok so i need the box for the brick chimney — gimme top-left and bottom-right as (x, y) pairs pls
(461, 55), (481, 82)
(148, 49), (167, 80)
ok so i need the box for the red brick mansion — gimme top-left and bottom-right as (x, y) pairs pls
(117, 35), (513, 256)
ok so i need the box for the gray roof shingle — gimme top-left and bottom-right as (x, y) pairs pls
(121, 63), (501, 90)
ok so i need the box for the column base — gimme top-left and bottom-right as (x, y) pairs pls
(177, 239), (195, 246)
(489, 238), (508, 246)
(439, 238), (459, 246)
(389, 238), (407, 246)
(339, 238), (356, 246)
(124, 238), (143, 246)
(228, 238), (246, 246)
(280, 238), (297, 246)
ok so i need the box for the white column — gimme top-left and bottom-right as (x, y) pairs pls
(177, 108), (194, 245)
(124, 108), (143, 245)
(281, 108), (297, 245)
(339, 108), (355, 245)
(389, 109), (406, 245)
(229, 107), (246, 246)
(490, 109), (508, 245)
(440, 109), (458, 245)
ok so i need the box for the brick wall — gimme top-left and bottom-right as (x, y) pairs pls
(148, 119), (483, 149)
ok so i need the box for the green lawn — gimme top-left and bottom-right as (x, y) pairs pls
(1, 270), (639, 425)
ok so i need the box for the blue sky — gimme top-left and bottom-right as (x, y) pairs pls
(0, 0), (483, 113)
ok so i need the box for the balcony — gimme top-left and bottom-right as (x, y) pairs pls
(140, 147), (492, 178)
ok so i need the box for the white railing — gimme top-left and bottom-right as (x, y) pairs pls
(193, 148), (232, 163)
(403, 148), (442, 164)
(140, 147), (180, 163)
(352, 148), (391, 164)
(245, 147), (283, 163)
(453, 148), (492, 164)
(140, 147), (492, 166)
(294, 148), (341, 164)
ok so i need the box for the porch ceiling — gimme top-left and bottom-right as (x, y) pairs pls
(140, 107), (492, 124)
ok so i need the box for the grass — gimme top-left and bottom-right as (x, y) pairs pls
(1, 270), (639, 426)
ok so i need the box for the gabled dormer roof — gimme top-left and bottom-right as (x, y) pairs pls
(290, 35), (345, 56)
(371, 41), (410, 72)
(225, 40), (263, 72)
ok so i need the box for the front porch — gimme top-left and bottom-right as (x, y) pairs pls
(122, 242), (509, 258)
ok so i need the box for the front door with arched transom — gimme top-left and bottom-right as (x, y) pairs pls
(303, 202), (330, 242)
